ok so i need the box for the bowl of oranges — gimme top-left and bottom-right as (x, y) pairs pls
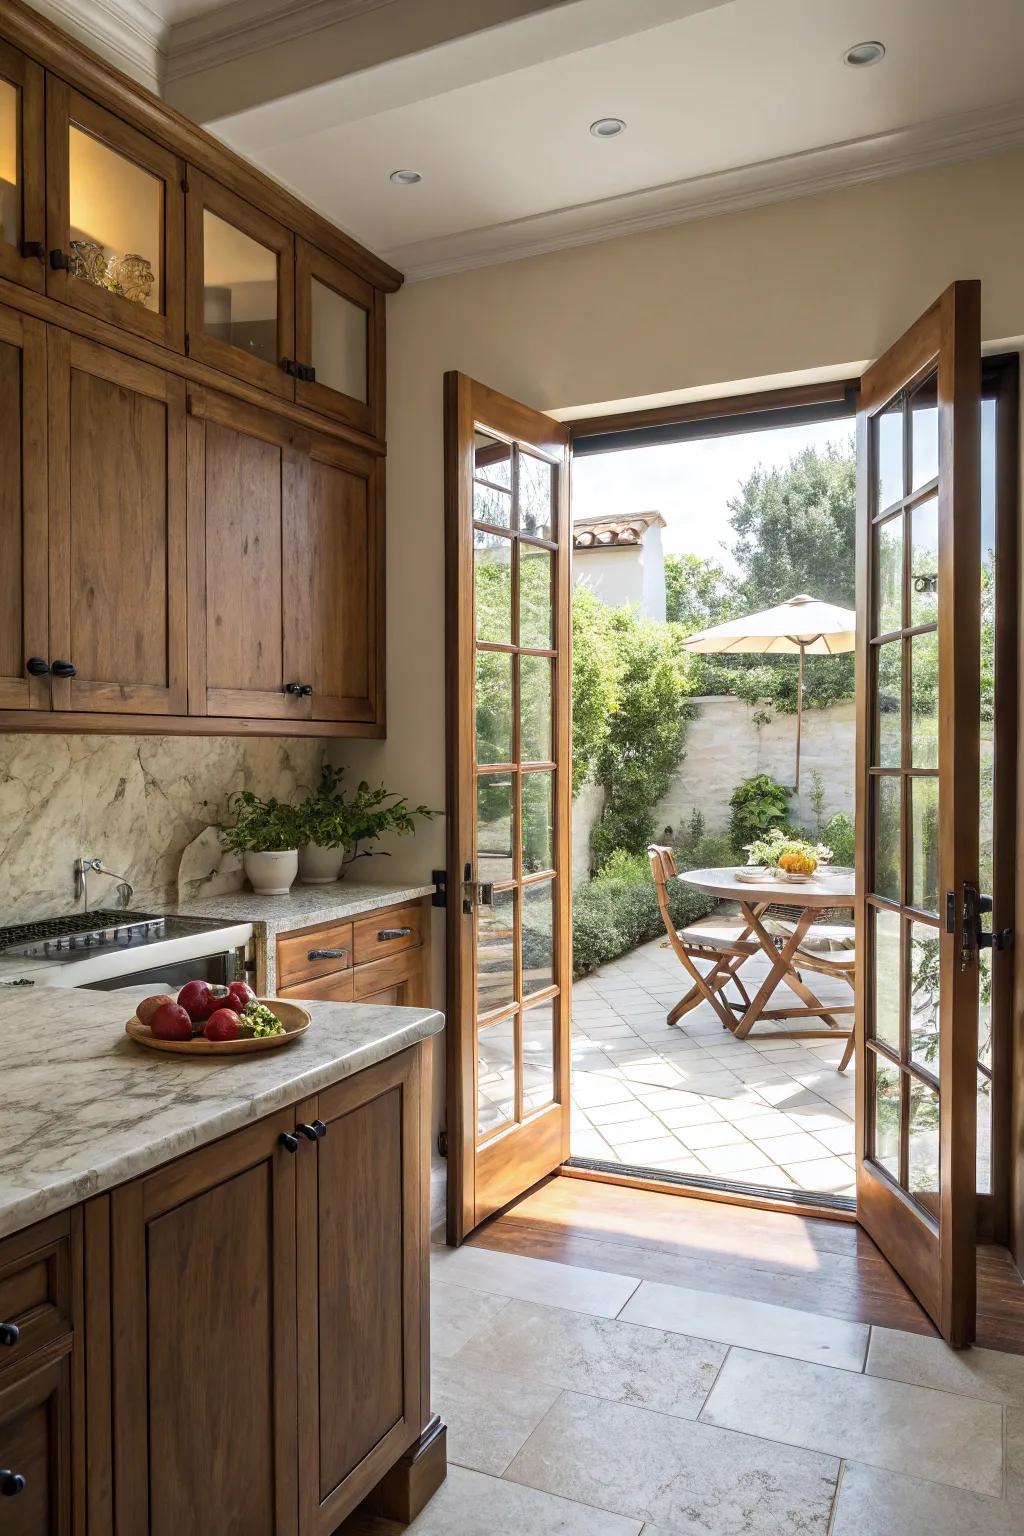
(778, 849), (819, 882)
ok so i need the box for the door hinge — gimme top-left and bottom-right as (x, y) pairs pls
(431, 868), (447, 908)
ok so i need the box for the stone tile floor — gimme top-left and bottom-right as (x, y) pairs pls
(569, 935), (857, 1198)
(344, 1242), (1024, 1535)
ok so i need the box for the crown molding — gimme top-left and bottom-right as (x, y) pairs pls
(27, 0), (166, 90)
(162, 0), (397, 82)
(389, 96), (1024, 283)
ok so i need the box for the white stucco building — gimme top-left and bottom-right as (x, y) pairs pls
(572, 510), (667, 621)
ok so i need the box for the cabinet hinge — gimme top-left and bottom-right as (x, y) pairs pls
(431, 869), (447, 908)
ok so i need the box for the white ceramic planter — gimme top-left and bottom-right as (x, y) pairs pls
(243, 849), (298, 895)
(298, 843), (344, 885)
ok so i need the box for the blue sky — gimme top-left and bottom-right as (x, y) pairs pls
(572, 418), (856, 570)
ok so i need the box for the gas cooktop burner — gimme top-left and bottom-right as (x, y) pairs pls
(0, 910), (166, 958)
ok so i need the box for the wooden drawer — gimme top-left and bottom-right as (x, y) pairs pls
(278, 969), (354, 1003)
(352, 904), (424, 966)
(277, 920), (353, 988)
(352, 946), (422, 1003)
(0, 1214), (73, 1382)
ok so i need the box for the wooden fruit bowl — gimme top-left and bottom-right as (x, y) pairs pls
(125, 998), (311, 1056)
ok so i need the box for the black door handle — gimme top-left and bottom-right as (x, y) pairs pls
(279, 1131), (299, 1153)
(26, 657), (50, 676)
(280, 357), (299, 377)
(307, 948), (346, 961)
(378, 927), (411, 941)
(49, 248), (71, 270)
(0, 1322), (20, 1346)
(295, 1120), (327, 1141)
(51, 659), (77, 678)
(21, 240), (45, 261)
(298, 683), (313, 697)
(0, 1470), (26, 1497)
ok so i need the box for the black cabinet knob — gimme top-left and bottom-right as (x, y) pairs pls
(26, 657), (50, 676)
(49, 248), (71, 270)
(0, 1322), (20, 1347)
(0, 1470), (26, 1497)
(51, 660), (77, 678)
(298, 683), (313, 697)
(278, 1131), (299, 1154)
(311, 1119), (327, 1139)
(21, 240), (45, 261)
(295, 1121), (325, 1142)
(284, 681), (303, 696)
(280, 357), (299, 377)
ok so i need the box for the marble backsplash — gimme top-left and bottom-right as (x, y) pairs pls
(0, 734), (323, 925)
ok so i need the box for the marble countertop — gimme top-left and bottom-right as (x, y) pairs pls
(160, 879), (437, 990)
(0, 985), (444, 1241)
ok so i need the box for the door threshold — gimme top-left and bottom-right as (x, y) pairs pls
(563, 1157), (857, 1222)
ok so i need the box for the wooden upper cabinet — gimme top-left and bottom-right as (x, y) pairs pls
(0, 41), (45, 292)
(295, 239), (380, 438)
(109, 1110), (299, 1536)
(45, 79), (184, 350)
(286, 431), (382, 724)
(186, 169), (295, 399)
(0, 303), (47, 710)
(47, 330), (188, 715)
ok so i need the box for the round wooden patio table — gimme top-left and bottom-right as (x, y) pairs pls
(674, 866), (856, 1053)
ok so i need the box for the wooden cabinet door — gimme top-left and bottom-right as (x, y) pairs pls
(284, 431), (382, 725)
(294, 240), (380, 439)
(186, 169), (295, 399)
(187, 387), (313, 720)
(0, 1355), (73, 1536)
(296, 1049), (425, 1534)
(0, 304), (48, 710)
(0, 40), (45, 292)
(109, 1110), (299, 1536)
(47, 330), (187, 715)
(45, 80), (184, 350)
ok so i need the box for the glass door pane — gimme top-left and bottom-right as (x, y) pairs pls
(310, 277), (367, 401)
(0, 45), (44, 292)
(202, 210), (277, 363)
(0, 77), (19, 252)
(69, 126), (162, 312)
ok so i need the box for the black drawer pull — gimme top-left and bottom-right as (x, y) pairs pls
(1, 1470), (26, 1497)
(279, 1131), (299, 1153)
(308, 948), (346, 961)
(25, 658), (49, 676)
(295, 1120), (327, 1142)
(0, 1322), (20, 1347)
(51, 659), (77, 678)
(378, 928), (412, 941)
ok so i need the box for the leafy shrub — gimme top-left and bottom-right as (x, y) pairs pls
(821, 811), (855, 868)
(572, 851), (714, 979)
(728, 774), (792, 855)
(686, 832), (735, 869)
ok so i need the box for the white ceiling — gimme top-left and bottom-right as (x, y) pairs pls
(45, 0), (1024, 279)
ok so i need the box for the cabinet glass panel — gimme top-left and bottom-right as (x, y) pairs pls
(871, 906), (901, 1051)
(477, 1014), (515, 1135)
(518, 452), (554, 538)
(476, 888), (515, 1017)
(908, 1080), (940, 1209)
(872, 1052), (901, 1178)
(69, 126), (162, 312)
(909, 496), (939, 626)
(476, 651), (512, 763)
(474, 530), (512, 644)
(202, 209), (277, 363)
(522, 879), (554, 997)
(909, 778), (939, 914)
(909, 631), (939, 767)
(522, 771), (553, 874)
(909, 921), (940, 1074)
(520, 544), (553, 648)
(872, 776), (900, 903)
(874, 515), (903, 636)
(522, 999), (555, 1115)
(477, 776), (513, 885)
(310, 277), (367, 401)
(520, 655), (552, 762)
(0, 79), (18, 251)
(874, 641), (901, 767)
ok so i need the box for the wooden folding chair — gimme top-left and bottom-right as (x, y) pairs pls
(648, 846), (759, 1030)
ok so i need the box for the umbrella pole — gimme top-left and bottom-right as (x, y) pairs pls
(795, 643), (804, 792)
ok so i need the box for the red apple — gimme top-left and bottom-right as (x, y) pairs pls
(150, 1002), (193, 1041)
(204, 1008), (242, 1042)
(177, 979), (213, 1022)
(224, 980), (255, 1013)
(136, 994), (173, 1027)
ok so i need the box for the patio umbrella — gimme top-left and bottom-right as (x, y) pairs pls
(680, 593), (856, 790)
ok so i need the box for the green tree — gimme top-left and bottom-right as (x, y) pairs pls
(729, 444), (856, 609)
(571, 587), (618, 796)
(664, 553), (740, 633)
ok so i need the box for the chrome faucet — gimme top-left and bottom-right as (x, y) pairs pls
(74, 857), (135, 912)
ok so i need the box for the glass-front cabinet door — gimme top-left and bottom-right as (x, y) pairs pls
(295, 239), (378, 438)
(186, 169), (295, 398)
(0, 41), (44, 291)
(45, 80), (184, 348)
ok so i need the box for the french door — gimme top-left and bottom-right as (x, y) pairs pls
(855, 282), (984, 1345)
(444, 373), (572, 1244)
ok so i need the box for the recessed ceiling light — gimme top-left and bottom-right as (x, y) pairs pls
(389, 168), (422, 185)
(843, 40), (885, 67)
(589, 117), (626, 139)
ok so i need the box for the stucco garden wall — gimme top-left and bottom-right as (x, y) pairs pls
(572, 695), (855, 879)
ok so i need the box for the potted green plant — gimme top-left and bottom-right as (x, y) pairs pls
(294, 766), (434, 884)
(220, 791), (302, 895)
